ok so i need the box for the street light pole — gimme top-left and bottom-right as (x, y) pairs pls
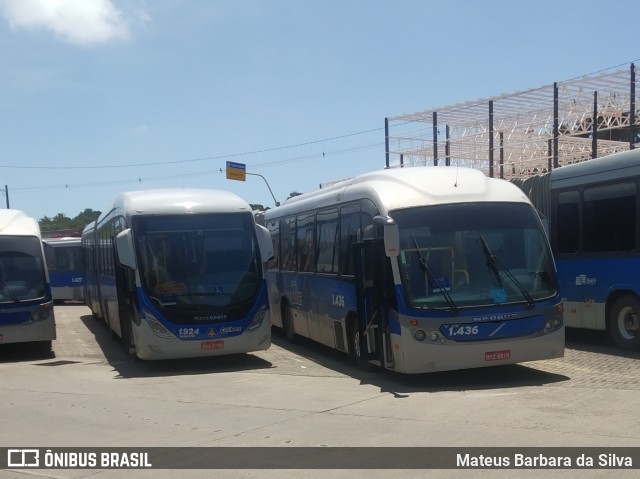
(246, 172), (280, 207)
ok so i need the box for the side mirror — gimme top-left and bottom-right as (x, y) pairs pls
(383, 220), (399, 258)
(115, 229), (137, 270)
(256, 224), (274, 262)
(369, 215), (399, 258)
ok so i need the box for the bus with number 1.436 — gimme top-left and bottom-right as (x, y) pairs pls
(264, 166), (564, 373)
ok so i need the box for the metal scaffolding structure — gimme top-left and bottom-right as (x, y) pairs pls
(385, 63), (638, 179)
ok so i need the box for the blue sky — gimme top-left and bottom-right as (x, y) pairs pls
(0, 0), (638, 221)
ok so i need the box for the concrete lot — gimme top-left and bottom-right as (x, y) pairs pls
(1, 304), (639, 478)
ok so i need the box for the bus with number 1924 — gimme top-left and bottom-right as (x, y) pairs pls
(82, 188), (273, 360)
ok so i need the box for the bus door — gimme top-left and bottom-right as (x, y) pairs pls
(353, 235), (395, 370)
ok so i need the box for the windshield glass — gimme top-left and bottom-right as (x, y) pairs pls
(134, 213), (260, 309)
(392, 202), (557, 310)
(0, 236), (46, 303)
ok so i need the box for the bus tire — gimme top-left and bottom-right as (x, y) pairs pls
(609, 294), (640, 350)
(282, 302), (296, 343)
(37, 340), (52, 353)
(349, 318), (376, 371)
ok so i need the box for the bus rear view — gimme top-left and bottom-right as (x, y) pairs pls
(0, 210), (56, 351)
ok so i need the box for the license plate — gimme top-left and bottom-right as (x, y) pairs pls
(485, 350), (511, 361)
(201, 340), (224, 351)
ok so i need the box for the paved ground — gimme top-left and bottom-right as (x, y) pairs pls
(0, 304), (639, 479)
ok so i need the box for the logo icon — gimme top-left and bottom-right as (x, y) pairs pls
(8, 449), (39, 468)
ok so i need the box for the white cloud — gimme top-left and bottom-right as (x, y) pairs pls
(0, 0), (132, 46)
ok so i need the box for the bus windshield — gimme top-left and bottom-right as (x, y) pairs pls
(134, 213), (260, 310)
(0, 236), (46, 303)
(392, 202), (557, 310)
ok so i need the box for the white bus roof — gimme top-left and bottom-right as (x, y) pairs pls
(101, 188), (253, 223)
(42, 237), (82, 246)
(0, 209), (41, 238)
(551, 149), (640, 189)
(268, 166), (530, 217)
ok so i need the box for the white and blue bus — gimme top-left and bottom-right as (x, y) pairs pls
(43, 236), (84, 303)
(0, 210), (56, 351)
(264, 167), (564, 373)
(519, 148), (640, 350)
(82, 189), (273, 360)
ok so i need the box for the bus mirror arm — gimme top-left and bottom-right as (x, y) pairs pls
(371, 215), (399, 258)
(115, 229), (137, 270)
(256, 225), (274, 262)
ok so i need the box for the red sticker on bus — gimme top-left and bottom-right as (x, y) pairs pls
(201, 340), (224, 351)
(485, 350), (511, 361)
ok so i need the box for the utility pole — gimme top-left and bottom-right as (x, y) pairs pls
(1, 185), (8, 208)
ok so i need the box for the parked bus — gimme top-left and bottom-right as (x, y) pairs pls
(0, 209), (56, 351)
(515, 148), (640, 350)
(82, 189), (273, 360)
(264, 167), (564, 374)
(43, 236), (84, 303)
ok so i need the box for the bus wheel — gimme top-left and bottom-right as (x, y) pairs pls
(37, 340), (52, 353)
(282, 303), (296, 343)
(609, 295), (640, 350)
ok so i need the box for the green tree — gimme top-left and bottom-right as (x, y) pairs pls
(39, 209), (101, 237)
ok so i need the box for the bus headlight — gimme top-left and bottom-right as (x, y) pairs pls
(144, 310), (176, 339)
(246, 307), (268, 332)
(31, 302), (53, 321)
(544, 316), (563, 333)
(414, 330), (427, 342)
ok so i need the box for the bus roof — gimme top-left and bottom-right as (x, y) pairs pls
(269, 166), (530, 217)
(100, 188), (253, 223)
(42, 237), (82, 246)
(551, 149), (640, 189)
(0, 209), (41, 238)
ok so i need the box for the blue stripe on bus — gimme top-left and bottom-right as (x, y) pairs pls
(0, 310), (32, 325)
(556, 256), (640, 303)
(440, 315), (546, 342)
(136, 282), (269, 341)
(49, 272), (84, 288)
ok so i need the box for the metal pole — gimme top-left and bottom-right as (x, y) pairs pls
(384, 117), (390, 167)
(246, 172), (279, 206)
(445, 125), (450, 166)
(4, 185), (8, 209)
(553, 82), (559, 169)
(489, 101), (494, 178)
(432, 112), (438, 166)
(631, 63), (636, 150)
(592, 90), (598, 159)
(499, 132), (504, 179)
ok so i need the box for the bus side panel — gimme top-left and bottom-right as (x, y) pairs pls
(0, 316), (56, 344)
(309, 275), (355, 351)
(266, 270), (284, 329)
(556, 256), (640, 331)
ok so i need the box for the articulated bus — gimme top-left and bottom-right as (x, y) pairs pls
(43, 236), (84, 302)
(515, 148), (640, 350)
(82, 189), (273, 360)
(264, 167), (564, 373)
(0, 209), (56, 351)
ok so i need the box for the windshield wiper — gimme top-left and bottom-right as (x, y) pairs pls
(411, 234), (458, 314)
(479, 235), (535, 308)
(1, 283), (20, 303)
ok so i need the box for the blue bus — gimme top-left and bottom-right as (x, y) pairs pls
(82, 189), (273, 360)
(264, 167), (564, 373)
(43, 236), (84, 303)
(0, 209), (56, 351)
(518, 148), (640, 350)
